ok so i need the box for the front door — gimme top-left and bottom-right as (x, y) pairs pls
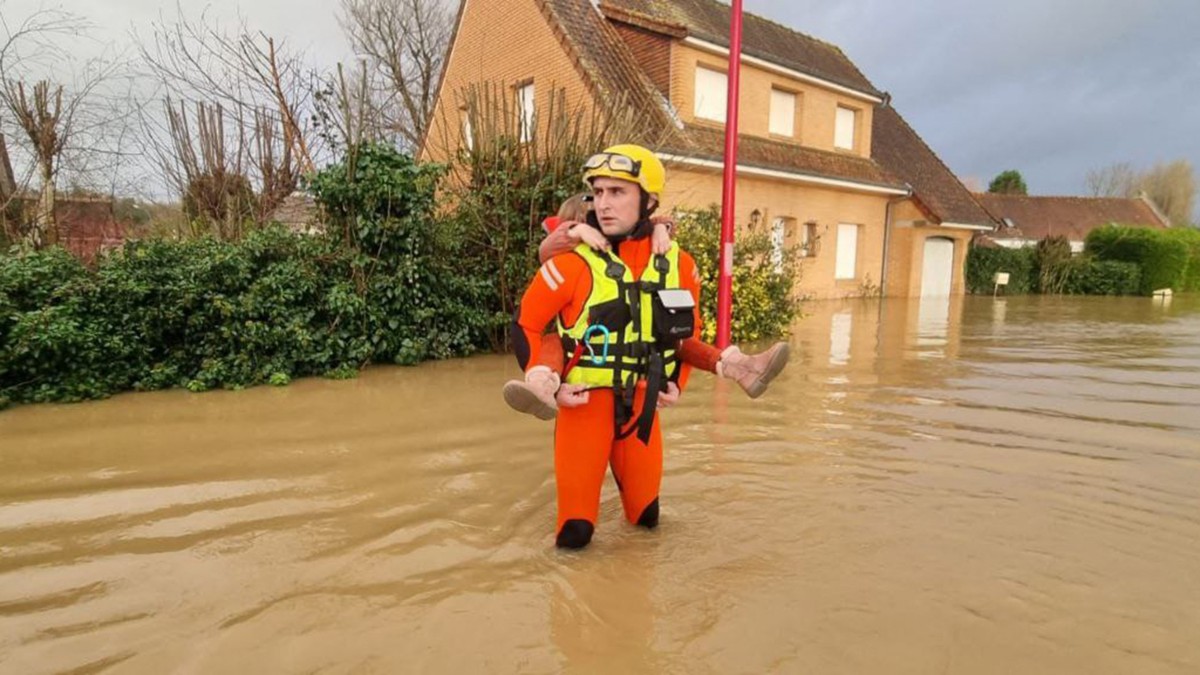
(920, 237), (955, 297)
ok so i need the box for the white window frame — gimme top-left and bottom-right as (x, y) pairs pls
(461, 111), (474, 151)
(771, 217), (788, 272)
(517, 82), (535, 143)
(769, 89), (796, 137)
(835, 223), (859, 280)
(694, 66), (727, 123)
(835, 105), (857, 150)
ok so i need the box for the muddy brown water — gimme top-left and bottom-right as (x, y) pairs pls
(2, 295), (1199, 674)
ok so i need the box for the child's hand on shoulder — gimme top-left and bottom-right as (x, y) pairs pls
(650, 216), (674, 255)
(568, 223), (611, 252)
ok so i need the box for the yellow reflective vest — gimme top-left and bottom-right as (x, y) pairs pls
(558, 242), (683, 389)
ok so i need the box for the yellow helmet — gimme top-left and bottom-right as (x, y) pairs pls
(582, 144), (665, 198)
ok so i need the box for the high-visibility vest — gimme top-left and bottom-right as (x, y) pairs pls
(558, 242), (683, 389)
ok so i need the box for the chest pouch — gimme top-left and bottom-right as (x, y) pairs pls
(652, 288), (695, 346)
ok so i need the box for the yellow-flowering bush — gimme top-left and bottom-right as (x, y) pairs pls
(672, 206), (801, 343)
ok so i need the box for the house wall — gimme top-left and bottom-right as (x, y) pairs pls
(670, 43), (875, 158)
(50, 198), (124, 262)
(423, 1), (967, 300)
(883, 200), (974, 297)
(666, 165), (890, 299)
(421, 0), (600, 164)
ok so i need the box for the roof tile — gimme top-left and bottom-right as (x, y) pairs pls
(599, 0), (881, 97)
(975, 193), (1169, 241)
(871, 105), (994, 226)
(664, 123), (905, 189)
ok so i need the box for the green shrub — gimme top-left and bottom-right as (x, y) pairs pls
(1085, 225), (1190, 295)
(1062, 258), (1141, 296)
(307, 143), (492, 365)
(1035, 235), (1074, 294)
(1, 144), (495, 407)
(672, 206), (801, 343)
(966, 245), (1037, 294)
(1162, 227), (1200, 292)
(442, 83), (649, 351)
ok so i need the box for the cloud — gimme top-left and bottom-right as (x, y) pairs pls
(3, 0), (1197, 218)
(746, 0), (1200, 212)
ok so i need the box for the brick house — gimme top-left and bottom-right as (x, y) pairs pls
(0, 135), (125, 259)
(975, 193), (1169, 254)
(421, 0), (995, 298)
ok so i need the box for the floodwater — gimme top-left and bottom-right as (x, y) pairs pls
(2, 295), (1199, 674)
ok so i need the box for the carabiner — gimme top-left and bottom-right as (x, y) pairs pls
(582, 324), (611, 365)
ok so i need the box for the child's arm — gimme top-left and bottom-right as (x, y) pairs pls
(650, 215), (675, 255)
(538, 222), (611, 264)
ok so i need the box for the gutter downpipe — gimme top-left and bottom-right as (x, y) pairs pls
(880, 191), (912, 298)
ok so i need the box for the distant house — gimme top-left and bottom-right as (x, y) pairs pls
(421, 0), (995, 298)
(266, 192), (323, 234)
(0, 135), (125, 259)
(975, 193), (1169, 253)
(53, 197), (126, 261)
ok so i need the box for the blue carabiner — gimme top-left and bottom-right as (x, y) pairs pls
(582, 324), (611, 365)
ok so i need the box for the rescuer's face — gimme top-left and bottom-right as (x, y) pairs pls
(591, 177), (643, 236)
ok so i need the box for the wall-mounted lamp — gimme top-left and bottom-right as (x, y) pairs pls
(749, 208), (762, 228)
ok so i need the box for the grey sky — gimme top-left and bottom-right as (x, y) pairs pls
(3, 0), (1197, 211)
(745, 0), (1200, 202)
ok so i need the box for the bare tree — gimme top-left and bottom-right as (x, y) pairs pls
(1086, 159), (1196, 226)
(1085, 162), (1137, 198)
(154, 97), (298, 240)
(0, 4), (123, 248)
(312, 60), (382, 158)
(1139, 160), (1195, 227)
(138, 5), (318, 174)
(339, 0), (454, 149)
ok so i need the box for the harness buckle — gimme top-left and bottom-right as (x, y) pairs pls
(582, 324), (611, 365)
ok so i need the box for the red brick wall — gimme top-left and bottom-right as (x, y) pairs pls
(54, 198), (125, 261)
(610, 22), (671, 97)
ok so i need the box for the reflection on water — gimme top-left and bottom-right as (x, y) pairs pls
(915, 294), (951, 358)
(2, 295), (1200, 674)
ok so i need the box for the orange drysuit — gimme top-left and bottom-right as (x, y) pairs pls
(515, 230), (702, 548)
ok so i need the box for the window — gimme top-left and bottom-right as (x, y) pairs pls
(771, 217), (788, 272)
(461, 109), (474, 151)
(800, 221), (819, 257)
(517, 82), (535, 143)
(835, 105), (857, 150)
(694, 66), (727, 122)
(769, 89), (795, 137)
(835, 223), (859, 280)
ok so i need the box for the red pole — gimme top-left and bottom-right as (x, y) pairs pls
(715, 0), (743, 349)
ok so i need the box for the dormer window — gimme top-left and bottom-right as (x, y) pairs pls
(769, 89), (796, 137)
(835, 105), (857, 150)
(694, 66), (727, 122)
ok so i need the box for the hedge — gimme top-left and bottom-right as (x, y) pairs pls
(1163, 227), (1200, 293)
(1, 145), (495, 407)
(1062, 258), (1141, 296)
(1085, 225), (1191, 295)
(966, 241), (1142, 296)
(965, 246), (1037, 294)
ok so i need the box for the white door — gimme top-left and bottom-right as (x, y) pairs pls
(835, 223), (858, 280)
(920, 237), (955, 297)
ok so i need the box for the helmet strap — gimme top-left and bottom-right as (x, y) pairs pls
(639, 190), (658, 220)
